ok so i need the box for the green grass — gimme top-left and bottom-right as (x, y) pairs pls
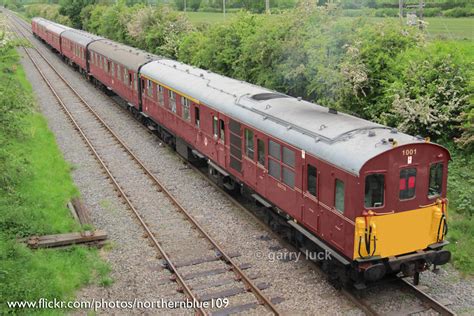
(0, 24), (109, 313)
(186, 12), (474, 40)
(445, 147), (474, 275)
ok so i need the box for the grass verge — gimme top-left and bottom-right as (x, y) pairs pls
(446, 146), (474, 275)
(0, 18), (109, 314)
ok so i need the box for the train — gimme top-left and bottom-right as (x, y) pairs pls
(31, 16), (451, 289)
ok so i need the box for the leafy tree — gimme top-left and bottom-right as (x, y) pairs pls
(59, 0), (96, 29)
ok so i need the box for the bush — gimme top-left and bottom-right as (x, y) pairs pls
(423, 8), (443, 17)
(443, 6), (474, 17)
(25, 4), (71, 26)
(385, 42), (472, 140)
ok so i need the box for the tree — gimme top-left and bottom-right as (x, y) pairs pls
(59, 0), (96, 29)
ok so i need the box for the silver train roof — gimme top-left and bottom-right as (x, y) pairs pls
(141, 59), (424, 175)
(88, 39), (157, 71)
(35, 18), (71, 35)
(61, 29), (103, 47)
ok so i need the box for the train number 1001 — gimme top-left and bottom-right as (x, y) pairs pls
(402, 149), (417, 156)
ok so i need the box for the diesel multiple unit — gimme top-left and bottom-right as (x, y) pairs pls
(32, 17), (451, 288)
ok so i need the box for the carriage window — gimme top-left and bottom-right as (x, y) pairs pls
(213, 116), (219, 138)
(365, 174), (385, 208)
(282, 167), (295, 187)
(269, 140), (281, 160)
(428, 163), (443, 198)
(257, 139), (265, 165)
(194, 107), (200, 128)
(245, 129), (254, 159)
(307, 164), (317, 197)
(147, 80), (152, 97)
(181, 97), (190, 121)
(128, 73), (132, 87)
(158, 85), (164, 104)
(282, 147), (295, 168)
(107, 60), (111, 73)
(219, 119), (225, 142)
(269, 159), (280, 179)
(133, 73), (137, 91)
(400, 168), (417, 200)
(123, 68), (128, 84)
(335, 179), (345, 213)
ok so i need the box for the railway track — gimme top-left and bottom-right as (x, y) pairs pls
(7, 12), (281, 316)
(6, 11), (456, 316)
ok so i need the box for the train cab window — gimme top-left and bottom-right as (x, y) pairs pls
(399, 168), (417, 200)
(307, 164), (317, 197)
(257, 139), (265, 166)
(181, 97), (190, 121)
(335, 179), (345, 213)
(365, 174), (385, 208)
(158, 85), (164, 104)
(428, 163), (443, 198)
(245, 129), (254, 159)
(219, 119), (225, 142)
(195, 107), (200, 128)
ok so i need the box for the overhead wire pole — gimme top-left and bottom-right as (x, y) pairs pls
(223, 0), (226, 19)
(184, 0), (186, 12)
(265, 0), (270, 14)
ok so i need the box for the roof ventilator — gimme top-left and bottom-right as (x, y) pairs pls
(368, 130), (376, 137)
(250, 93), (289, 101)
(329, 108), (338, 114)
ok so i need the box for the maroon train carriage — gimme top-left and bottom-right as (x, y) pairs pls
(31, 17), (46, 38)
(29, 17), (452, 288)
(61, 30), (103, 74)
(88, 39), (156, 109)
(35, 19), (71, 53)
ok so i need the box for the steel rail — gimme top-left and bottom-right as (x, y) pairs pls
(8, 15), (380, 316)
(7, 13), (280, 315)
(400, 279), (456, 316)
(7, 17), (207, 316)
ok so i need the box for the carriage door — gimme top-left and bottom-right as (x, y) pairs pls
(242, 128), (257, 188)
(255, 136), (267, 197)
(303, 161), (321, 233)
(214, 116), (226, 167)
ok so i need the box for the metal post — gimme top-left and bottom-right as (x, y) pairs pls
(223, 0), (226, 19)
(399, 0), (403, 23)
(184, 0), (186, 12)
(265, 0), (270, 14)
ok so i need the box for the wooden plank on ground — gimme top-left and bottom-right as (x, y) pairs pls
(25, 230), (107, 249)
(71, 197), (92, 226)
